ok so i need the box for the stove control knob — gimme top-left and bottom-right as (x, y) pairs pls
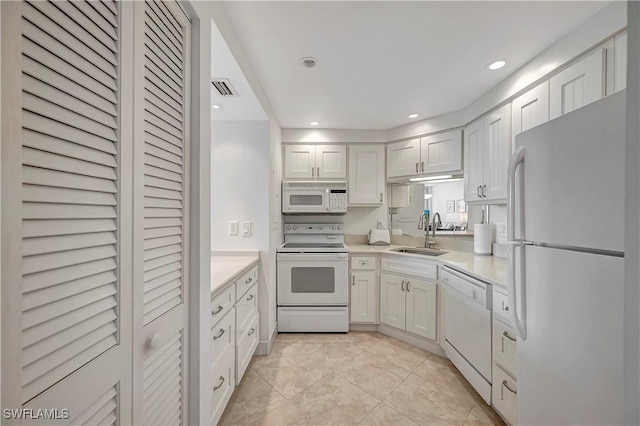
(293, 225), (297, 230)
(286, 225), (291, 231)
(332, 225), (337, 230)
(319, 226), (324, 230)
(338, 225), (343, 230)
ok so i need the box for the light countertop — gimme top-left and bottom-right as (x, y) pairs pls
(211, 253), (260, 295)
(347, 244), (507, 288)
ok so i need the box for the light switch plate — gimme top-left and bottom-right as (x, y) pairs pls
(496, 223), (507, 244)
(229, 221), (239, 236)
(242, 221), (251, 237)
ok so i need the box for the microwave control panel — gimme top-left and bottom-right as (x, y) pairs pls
(329, 190), (347, 212)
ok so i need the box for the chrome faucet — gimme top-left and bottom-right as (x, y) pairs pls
(432, 212), (442, 238)
(418, 210), (436, 248)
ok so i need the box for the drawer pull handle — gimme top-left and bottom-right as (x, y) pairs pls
(504, 305), (509, 311)
(212, 305), (223, 315)
(248, 327), (256, 336)
(246, 277), (253, 284)
(502, 331), (516, 342)
(502, 380), (517, 395)
(213, 376), (225, 391)
(247, 294), (254, 301)
(213, 328), (225, 340)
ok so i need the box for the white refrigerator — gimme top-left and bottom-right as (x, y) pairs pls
(508, 91), (626, 425)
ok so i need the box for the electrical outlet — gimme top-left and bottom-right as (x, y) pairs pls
(229, 221), (239, 236)
(242, 221), (251, 237)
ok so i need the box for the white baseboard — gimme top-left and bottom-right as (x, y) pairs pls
(255, 322), (277, 356)
(349, 323), (377, 331)
(377, 324), (446, 357)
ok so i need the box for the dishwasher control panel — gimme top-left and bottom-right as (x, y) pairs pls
(441, 267), (491, 309)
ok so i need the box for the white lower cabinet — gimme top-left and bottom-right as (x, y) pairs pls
(211, 265), (260, 425)
(350, 255), (377, 323)
(492, 286), (518, 425)
(379, 257), (437, 340)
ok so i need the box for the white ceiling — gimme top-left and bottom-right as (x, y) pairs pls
(211, 19), (267, 122)
(223, 1), (609, 130)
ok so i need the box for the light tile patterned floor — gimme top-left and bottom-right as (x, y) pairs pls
(219, 332), (505, 426)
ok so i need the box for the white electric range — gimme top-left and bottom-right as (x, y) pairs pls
(276, 223), (349, 332)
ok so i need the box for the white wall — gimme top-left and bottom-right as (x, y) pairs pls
(343, 206), (388, 235)
(211, 121), (270, 250)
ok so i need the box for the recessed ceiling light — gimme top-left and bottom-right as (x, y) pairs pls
(408, 113), (419, 119)
(300, 57), (318, 68)
(212, 104), (222, 109)
(309, 121), (320, 126)
(487, 60), (506, 70)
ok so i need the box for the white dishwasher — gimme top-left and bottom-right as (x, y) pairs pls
(441, 266), (492, 404)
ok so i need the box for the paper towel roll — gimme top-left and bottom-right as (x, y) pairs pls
(474, 224), (495, 256)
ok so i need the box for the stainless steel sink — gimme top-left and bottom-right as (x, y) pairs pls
(390, 247), (448, 256)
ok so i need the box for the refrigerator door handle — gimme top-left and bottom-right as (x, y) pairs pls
(507, 146), (527, 341)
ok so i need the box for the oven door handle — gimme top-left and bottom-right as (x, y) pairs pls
(277, 253), (349, 261)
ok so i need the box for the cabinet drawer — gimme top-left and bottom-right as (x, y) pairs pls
(492, 364), (518, 426)
(211, 348), (235, 426)
(492, 318), (517, 377)
(212, 309), (235, 371)
(381, 256), (437, 280)
(236, 265), (258, 300)
(351, 256), (376, 270)
(493, 288), (512, 325)
(236, 313), (259, 383)
(211, 284), (234, 326)
(236, 283), (258, 336)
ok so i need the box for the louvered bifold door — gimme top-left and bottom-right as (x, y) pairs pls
(1, 0), (132, 424)
(131, 1), (190, 425)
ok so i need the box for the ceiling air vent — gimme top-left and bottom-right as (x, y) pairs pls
(211, 78), (237, 97)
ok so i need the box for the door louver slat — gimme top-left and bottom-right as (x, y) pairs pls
(74, 385), (118, 426)
(142, 0), (185, 326)
(19, 0), (120, 404)
(142, 330), (182, 425)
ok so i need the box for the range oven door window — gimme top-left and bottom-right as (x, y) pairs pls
(291, 267), (335, 293)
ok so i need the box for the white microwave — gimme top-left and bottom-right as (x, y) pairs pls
(282, 181), (347, 214)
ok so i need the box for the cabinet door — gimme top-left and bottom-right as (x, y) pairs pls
(379, 273), (406, 329)
(614, 31), (627, 93)
(550, 48), (605, 120)
(350, 272), (377, 323)
(316, 144), (346, 179)
(348, 144), (385, 205)
(405, 278), (437, 340)
(132, 2), (191, 425)
(386, 138), (420, 178)
(463, 118), (485, 202)
(284, 145), (316, 179)
(420, 130), (462, 174)
(483, 104), (511, 201)
(1, 0), (132, 420)
(512, 81), (549, 146)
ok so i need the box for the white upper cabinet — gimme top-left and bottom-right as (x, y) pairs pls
(420, 130), (463, 174)
(463, 118), (485, 202)
(284, 145), (316, 179)
(387, 131), (462, 179)
(386, 138), (421, 178)
(512, 81), (550, 146)
(316, 144), (347, 179)
(550, 48), (605, 120)
(348, 144), (385, 205)
(614, 31), (627, 93)
(483, 104), (512, 201)
(284, 144), (346, 179)
(464, 104), (511, 202)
